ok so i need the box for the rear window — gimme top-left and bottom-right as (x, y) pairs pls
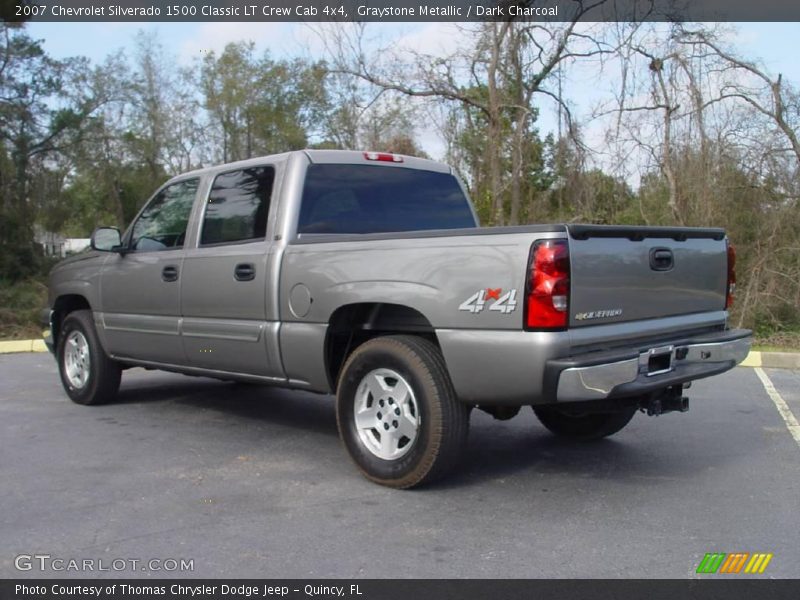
(297, 164), (476, 235)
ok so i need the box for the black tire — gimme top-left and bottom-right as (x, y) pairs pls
(532, 405), (637, 441)
(57, 309), (121, 405)
(336, 335), (469, 489)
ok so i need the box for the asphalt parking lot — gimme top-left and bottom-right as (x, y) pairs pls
(1, 353), (799, 579)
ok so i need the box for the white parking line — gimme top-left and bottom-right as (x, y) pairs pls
(755, 367), (800, 448)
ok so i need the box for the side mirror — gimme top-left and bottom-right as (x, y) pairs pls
(90, 227), (123, 252)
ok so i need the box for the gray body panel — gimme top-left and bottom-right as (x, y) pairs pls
(277, 228), (563, 393)
(568, 234), (727, 326)
(99, 249), (186, 363)
(280, 231), (557, 331)
(180, 235), (274, 376)
(46, 149), (750, 407)
(47, 252), (104, 310)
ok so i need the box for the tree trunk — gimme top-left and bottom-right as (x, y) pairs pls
(487, 22), (509, 227)
(653, 65), (683, 224)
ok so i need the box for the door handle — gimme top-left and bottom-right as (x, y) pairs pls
(161, 265), (179, 282)
(649, 248), (674, 271)
(234, 263), (256, 281)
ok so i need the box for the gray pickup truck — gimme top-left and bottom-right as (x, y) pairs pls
(45, 149), (751, 488)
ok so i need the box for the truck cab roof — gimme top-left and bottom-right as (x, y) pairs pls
(171, 149), (451, 185)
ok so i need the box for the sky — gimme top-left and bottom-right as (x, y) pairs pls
(24, 20), (800, 162)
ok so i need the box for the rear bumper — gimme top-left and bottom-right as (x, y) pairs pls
(545, 328), (752, 403)
(436, 311), (745, 406)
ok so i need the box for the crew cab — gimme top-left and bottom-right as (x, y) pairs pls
(45, 150), (752, 488)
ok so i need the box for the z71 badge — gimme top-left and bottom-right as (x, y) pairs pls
(459, 288), (518, 314)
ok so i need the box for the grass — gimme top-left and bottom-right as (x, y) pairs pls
(752, 345), (800, 353)
(752, 330), (800, 354)
(0, 278), (48, 340)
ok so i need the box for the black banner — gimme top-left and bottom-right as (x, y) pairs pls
(3, 580), (800, 600)
(3, 0), (800, 23)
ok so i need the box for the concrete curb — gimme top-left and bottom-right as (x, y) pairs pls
(0, 339), (48, 354)
(740, 351), (800, 370)
(1, 339), (799, 369)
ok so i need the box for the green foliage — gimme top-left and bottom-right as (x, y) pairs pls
(58, 163), (166, 235)
(753, 310), (800, 339)
(0, 24), (121, 280)
(446, 89), (551, 226)
(200, 42), (328, 161)
(0, 278), (49, 339)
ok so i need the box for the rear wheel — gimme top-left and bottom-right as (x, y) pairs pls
(57, 310), (121, 405)
(336, 335), (469, 489)
(533, 405), (637, 440)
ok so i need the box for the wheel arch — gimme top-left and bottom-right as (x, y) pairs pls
(51, 294), (92, 350)
(324, 302), (440, 391)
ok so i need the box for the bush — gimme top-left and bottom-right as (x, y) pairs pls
(0, 278), (48, 340)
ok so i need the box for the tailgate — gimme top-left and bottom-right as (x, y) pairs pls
(567, 225), (728, 327)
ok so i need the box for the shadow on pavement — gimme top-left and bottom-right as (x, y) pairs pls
(109, 370), (735, 489)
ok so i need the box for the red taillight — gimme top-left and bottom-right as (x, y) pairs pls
(526, 239), (570, 330)
(726, 241), (736, 309)
(363, 151), (403, 163)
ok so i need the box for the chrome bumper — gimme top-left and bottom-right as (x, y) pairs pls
(553, 330), (752, 403)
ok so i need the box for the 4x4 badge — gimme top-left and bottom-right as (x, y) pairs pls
(459, 289), (518, 314)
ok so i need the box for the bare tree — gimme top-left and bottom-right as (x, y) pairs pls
(676, 27), (800, 168)
(318, 6), (614, 225)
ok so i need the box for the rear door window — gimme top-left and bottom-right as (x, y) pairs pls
(201, 166), (275, 246)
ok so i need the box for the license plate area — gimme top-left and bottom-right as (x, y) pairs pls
(640, 345), (675, 377)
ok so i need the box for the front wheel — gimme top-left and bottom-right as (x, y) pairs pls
(336, 335), (469, 489)
(57, 309), (121, 405)
(532, 405), (637, 440)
